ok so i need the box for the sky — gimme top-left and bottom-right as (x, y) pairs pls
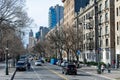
(23, 0), (63, 46)
(26, 0), (63, 31)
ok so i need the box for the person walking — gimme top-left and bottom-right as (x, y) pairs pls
(107, 63), (111, 73)
(101, 64), (105, 73)
(27, 62), (31, 70)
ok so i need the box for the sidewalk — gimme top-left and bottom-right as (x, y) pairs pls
(79, 66), (120, 80)
(0, 61), (16, 80)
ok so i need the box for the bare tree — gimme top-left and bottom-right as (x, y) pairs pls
(0, 25), (25, 64)
(0, 0), (32, 30)
(41, 25), (83, 64)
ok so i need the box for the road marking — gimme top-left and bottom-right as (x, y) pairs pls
(44, 66), (68, 80)
(31, 65), (43, 80)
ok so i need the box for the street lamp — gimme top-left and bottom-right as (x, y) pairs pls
(5, 40), (9, 75)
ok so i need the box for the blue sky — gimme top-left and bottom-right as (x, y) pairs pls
(26, 0), (63, 28)
(24, 0), (63, 46)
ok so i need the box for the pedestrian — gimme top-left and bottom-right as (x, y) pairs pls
(101, 64), (105, 73)
(107, 63), (111, 73)
(27, 62), (31, 70)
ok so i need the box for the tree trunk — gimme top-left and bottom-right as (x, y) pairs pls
(67, 49), (69, 62)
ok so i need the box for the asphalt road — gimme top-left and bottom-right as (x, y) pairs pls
(14, 62), (110, 80)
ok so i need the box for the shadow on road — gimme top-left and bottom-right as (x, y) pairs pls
(75, 73), (92, 76)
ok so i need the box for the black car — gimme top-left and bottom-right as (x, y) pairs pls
(62, 64), (77, 75)
(16, 61), (27, 71)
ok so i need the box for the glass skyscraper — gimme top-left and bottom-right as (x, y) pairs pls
(48, 4), (64, 29)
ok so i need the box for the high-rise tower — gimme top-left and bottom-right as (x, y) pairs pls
(48, 4), (64, 29)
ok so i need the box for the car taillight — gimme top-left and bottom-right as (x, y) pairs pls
(74, 67), (77, 70)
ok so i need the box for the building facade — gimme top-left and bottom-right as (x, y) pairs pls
(55, 5), (64, 25)
(75, 0), (95, 62)
(48, 5), (64, 29)
(97, 0), (115, 66)
(28, 30), (35, 49)
(62, 0), (89, 28)
(49, 7), (56, 29)
(115, 0), (120, 68)
(35, 26), (49, 41)
(74, 0), (115, 66)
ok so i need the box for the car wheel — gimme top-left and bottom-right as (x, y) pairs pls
(75, 72), (77, 75)
(65, 71), (67, 75)
(62, 71), (64, 74)
(16, 69), (18, 71)
(24, 68), (26, 71)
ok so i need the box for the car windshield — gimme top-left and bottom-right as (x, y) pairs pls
(17, 62), (25, 65)
(68, 65), (76, 68)
(36, 60), (41, 62)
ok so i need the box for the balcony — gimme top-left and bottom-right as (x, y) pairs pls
(105, 6), (109, 11)
(89, 43), (94, 50)
(89, 37), (93, 40)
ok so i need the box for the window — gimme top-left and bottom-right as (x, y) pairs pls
(84, 44), (85, 49)
(101, 53), (103, 59)
(117, 22), (119, 31)
(99, 15), (102, 23)
(84, 34), (85, 40)
(106, 39), (108, 46)
(105, 26), (108, 34)
(117, 36), (120, 45)
(105, 0), (108, 8)
(92, 31), (94, 37)
(91, 10), (94, 16)
(119, 7), (120, 16)
(100, 39), (102, 47)
(105, 13), (108, 21)
(99, 4), (102, 11)
(117, 8), (118, 16)
(106, 52), (109, 59)
(98, 28), (102, 37)
(117, 21), (120, 31)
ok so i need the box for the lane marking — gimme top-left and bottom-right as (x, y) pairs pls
(44, 66), (68, 80)
(31, 65), (43, 80)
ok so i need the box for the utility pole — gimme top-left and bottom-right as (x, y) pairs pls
(75, 12), (80, 68)
(5, 40), (9, 75)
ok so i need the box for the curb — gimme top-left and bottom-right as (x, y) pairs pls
(79, 69), (116, 80)
(10, 69), (16, 80)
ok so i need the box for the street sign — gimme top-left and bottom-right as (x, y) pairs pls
(98, 48), (103, 51)
(77, 50), (80, 55)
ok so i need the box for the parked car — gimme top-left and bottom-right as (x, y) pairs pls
(16, 61), (27, 71)
(62, 64), (77, 75)
(61, 61), (68, 67)
(35, 60), (42, 66)
(56, 60), (62, 66)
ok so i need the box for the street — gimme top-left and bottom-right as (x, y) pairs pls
(14, 62), (110, 80)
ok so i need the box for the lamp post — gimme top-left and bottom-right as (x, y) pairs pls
(5, 40), (9, 75)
